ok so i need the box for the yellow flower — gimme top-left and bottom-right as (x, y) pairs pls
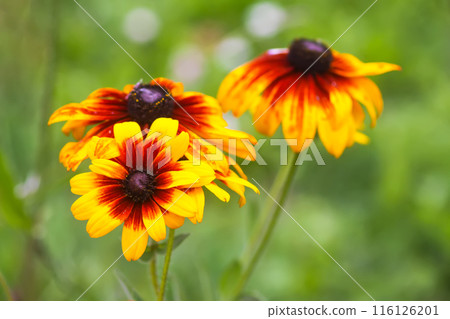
(70, 118), (216, 261)
(218, 38), (401, 157)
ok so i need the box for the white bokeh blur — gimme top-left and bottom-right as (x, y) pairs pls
(170, 46), (206, 84)
(214, 36), (251, 70)
(123, 8), (160, 43)
(245, 2), (286, 38)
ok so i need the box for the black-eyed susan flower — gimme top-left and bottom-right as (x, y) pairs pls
(70, 118), (216, 261)
(218, 38), (401, 157)
(49, 77), (258, 204)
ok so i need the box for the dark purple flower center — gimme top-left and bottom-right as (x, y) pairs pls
(123, 170), (156, 203)
(127, 82), (175, 126)
(287, 38), (333, 73)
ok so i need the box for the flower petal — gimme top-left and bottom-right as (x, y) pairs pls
(149, 118), (179, 138)
(330, 51), (401, 77)
(88, 136), (120, 160)
(113, 121), (143, 148)
(142, 202), (166, 242)
(205, 182), (230, 202)
(153, 188), (197, 217)
(155, 171), (200, 189)
(70, 172), (114, 195)
(122, 223), (149, 261)
(188, 187), (205, 224)
(89, 159), (128, 180)
(163, 212), (185, 229)
(86, 204), (128, 238)
(165, 131), (189, 162)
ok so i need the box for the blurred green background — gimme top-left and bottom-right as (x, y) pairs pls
(1, 0), (449, 301)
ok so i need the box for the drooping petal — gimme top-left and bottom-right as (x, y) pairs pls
(122, 221), (149, 261)
(205, 182), (231, 202)
(187, 187), (205, 224)
(87, 136), (121, 160)
(330, 51), (401, 77)
(61, 120), (95, 140)
(317, 107), (352, 158)
(338, 76), (383, 127)
(59, 121), (117, 171)
(142, 201), (166, 242)
(163, 212), (185, 229)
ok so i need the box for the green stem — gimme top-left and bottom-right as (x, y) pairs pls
(150, 255), (159, 296)
(233, 150), (299, 299)
(157, 229), (176, 301)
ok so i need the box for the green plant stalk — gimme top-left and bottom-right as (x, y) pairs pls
(233, 150), (299, 299)
(150, 255), (159, 296)
(157, 228), (176, 301)
(244, 150), (298, 262)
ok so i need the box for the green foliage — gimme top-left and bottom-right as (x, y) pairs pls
(220, 260), (242, 300)
(0, 152), (31, 230)
(140, 233), (190, 263)
(115, 270), (144, 301)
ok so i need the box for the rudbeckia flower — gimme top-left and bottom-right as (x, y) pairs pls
(49, 77), (257, 204)
(218, 38), (401, 157)
(70, 118), (215, 261)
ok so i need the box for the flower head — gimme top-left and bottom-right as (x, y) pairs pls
(70, 118), (215, 261)
(218, 38), (401, 157)
(50, 77), (258, 204)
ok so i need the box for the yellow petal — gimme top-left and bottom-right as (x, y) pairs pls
(88, 136), (120, 160)
(163, 212), (185, 229)
(70, 172), (106, 195)
(165, 131), (189, 162)
(205, 183), (230, 202)
(176, 161), (216, 186)
(154, 189), (197, 217)
(142, 203), (166, 242)
(122, 224), (149, 261)
(114, 121), (143, 147)
(188, 187), (205, 224)
(149, 118), (179, 138)
(317, 109), (351, 158)
(86, 208), (124, 238)
(89, 159), (128, 180)
(71, 187), (111, 220)
(156, 171), (200, 189)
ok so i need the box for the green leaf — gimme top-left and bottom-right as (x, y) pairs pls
(139, 243), (158, 263)
(139, 233), (190, 263)
(158, 233), (190, 252)
(114, 271), (143, 301)
(0, 152), (31, 230)
(220, 260), (243, 300)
